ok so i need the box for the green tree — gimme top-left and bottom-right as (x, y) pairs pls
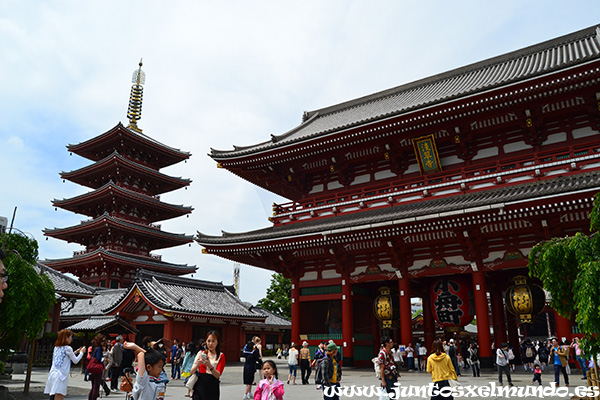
(528, 193), (600, 355)
(256, 273), (291, 319)
(0, 232), (55, 356)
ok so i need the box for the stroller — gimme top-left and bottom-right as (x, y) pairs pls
(120, 368), (136, 399)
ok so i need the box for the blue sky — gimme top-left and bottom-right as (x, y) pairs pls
(0, 1), (598, 304)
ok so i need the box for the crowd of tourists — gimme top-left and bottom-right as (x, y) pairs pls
(40, 329), (597, 400)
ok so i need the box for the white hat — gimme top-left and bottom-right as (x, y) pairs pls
(302, 341), (308, 346)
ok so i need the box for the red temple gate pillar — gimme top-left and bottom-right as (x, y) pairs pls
(341, 273), (354, 366)
(422, 294), (435, 350)
(554, 310), (572, 342)
(489, 285), (508, 347)
(472, 269), (493, 367)
(398, 276), (413, 346)
(505, 310), (520, 357)
(291, 276), (300, 346)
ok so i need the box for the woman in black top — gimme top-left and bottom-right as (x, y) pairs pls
(242, 340), (259, 399)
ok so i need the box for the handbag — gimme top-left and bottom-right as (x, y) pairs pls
(185, 373), (198, 389)
(120, 373), (133, 392)
(87, 357), (104, 375)
(448, 379), (460, 387)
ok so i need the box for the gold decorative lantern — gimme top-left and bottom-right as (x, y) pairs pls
(505, 276), (546, 323)
(374, 287), (393, 328)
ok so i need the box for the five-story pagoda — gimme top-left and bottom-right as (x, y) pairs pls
(44, 62), (195, 288)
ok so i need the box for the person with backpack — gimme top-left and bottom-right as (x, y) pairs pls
(468, 343), (480, 377)
(319, 342), (342, 400)
(243, 340), (259, 400)
(523, 339), (536, 372)
(447, 339), (460, 376)
(378, 336), (399, 395)
(507, 346), (516, 372)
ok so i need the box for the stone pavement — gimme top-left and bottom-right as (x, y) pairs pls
(3, 358), (591, 400)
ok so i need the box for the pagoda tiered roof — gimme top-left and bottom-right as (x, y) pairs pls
(44, 212), (193, 251)
(210, 25), (600, 160)
(43, 247), (195, 275)
(52, 182), (193, 223)
(60, 151), (191, 195)
(68, 123), (190, 169)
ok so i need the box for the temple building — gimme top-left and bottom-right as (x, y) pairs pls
(59, 269), (290, 361)
(197, 25), (600, 366)
(43, 62), (195, 288)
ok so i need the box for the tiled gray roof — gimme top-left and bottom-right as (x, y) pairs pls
(61, 288), (128, 318)
(211, 25), (600, 158)
(60, 151), (192, 190)
(65, 316), (138, 333)
(43, 248), (195, 273)
(68, 122), (191, 159)
(35, 263), (96, 297)
(52, 181), (193, 215)
(44, 212), (194, 244)
(245, 306), (291, 328)
(105, 270), (265, 320)
(197, 170), (600, 244)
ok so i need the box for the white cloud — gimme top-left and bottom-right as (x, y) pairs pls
(0, 0), (598, 304)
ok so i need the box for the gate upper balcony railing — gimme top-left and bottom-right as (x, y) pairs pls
(270, 142), (600, 225)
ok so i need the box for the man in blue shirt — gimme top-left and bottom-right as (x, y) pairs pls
(549, 338), (569, 387)
(170, 339), (179, 379)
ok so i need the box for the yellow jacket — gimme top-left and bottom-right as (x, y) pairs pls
(427, 353), (458, 382)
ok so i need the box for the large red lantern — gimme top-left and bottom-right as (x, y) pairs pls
(430, 277), (474, 327)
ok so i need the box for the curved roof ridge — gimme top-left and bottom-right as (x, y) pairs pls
(61, 150), (192, 184)
(68, 122), (191, 158)
(52, 181), (193, 211)
(136, 268), (228, 290)
(45, 212), (193, 240)
(123, 125), (191, 156)
(309, 24), (600, 119)
(210, 24), (600, 159)
(269, 111), (321, 142)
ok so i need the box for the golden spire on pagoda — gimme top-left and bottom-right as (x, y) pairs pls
(127, 59), (145, 132)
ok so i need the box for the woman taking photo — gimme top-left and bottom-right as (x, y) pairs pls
(44, 329), (86, 400)
(88, 334), (106, 400)
(426, 339), (457, 400)
(191, 330), (225, 400)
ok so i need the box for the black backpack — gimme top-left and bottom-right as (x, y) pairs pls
(470, 349), (479, 362)
(448, 345), (456, 358)
(314, 358), (326, 385)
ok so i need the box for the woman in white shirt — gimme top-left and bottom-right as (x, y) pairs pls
(391, 343), (404, 370)
(287, 342), (299, 385)
(44, 329), (86, 400)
